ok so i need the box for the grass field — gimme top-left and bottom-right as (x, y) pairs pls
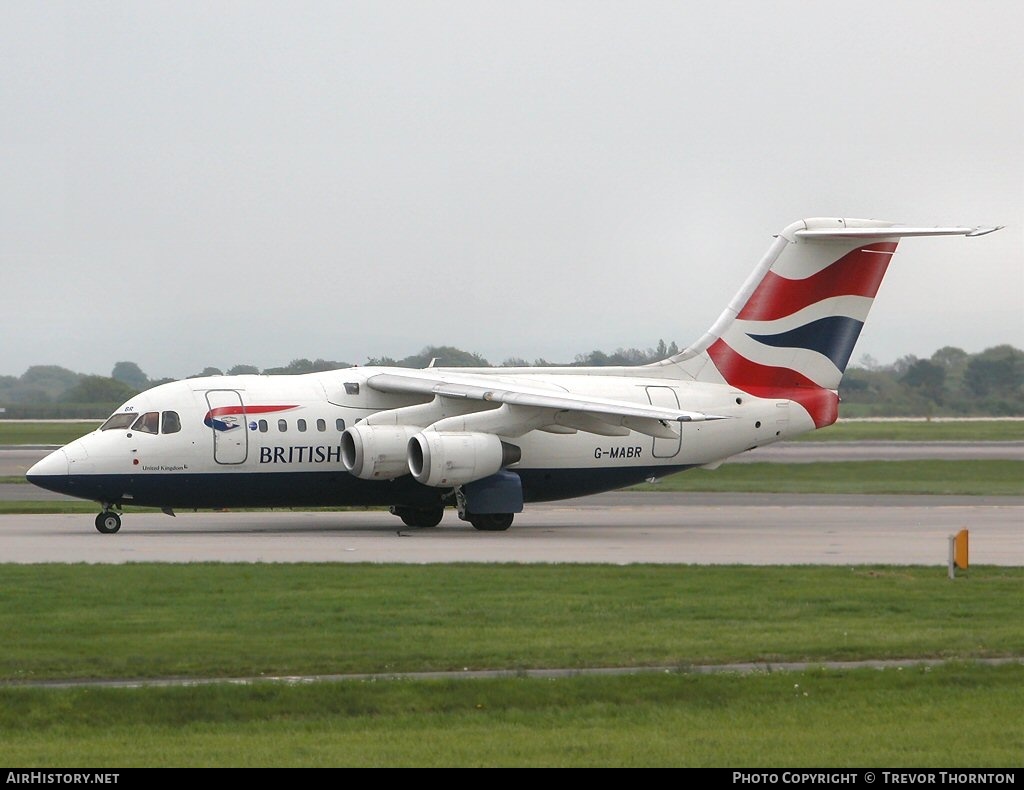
(2, 664), (1022, 767)
(0, 564), (1021, 767)
(2, 564), (1020, 682)
(3, 419), (1021, 767)
(631, 460), (1024, 495)
(0, 421), (99, 445)
(799, 419), (1024, 442)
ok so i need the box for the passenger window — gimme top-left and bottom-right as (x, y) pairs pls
(278, 419), (287, 432)
(297, 419), (307, 432)
(316, 419), (326, 432)
(132, 412), (159, 435)
(258, 420), (268, 432)
(336, 418), (346, 431)
(161, 411), (181, 434)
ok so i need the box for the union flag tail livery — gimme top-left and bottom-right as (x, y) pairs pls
(659, 218), (1001, 428)
(27, 215), (1000, 533)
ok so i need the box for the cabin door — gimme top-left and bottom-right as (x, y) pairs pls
(645, 386), (682, 458)
(205, 389), (248, 465)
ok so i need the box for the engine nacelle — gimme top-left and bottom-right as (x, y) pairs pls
(341, 424), (420, 480)
(408, 431), (522, 487)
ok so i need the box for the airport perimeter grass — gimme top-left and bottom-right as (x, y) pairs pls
(0, 421), (99, 445)
(2, 564), (1021, 683)
(801, 419), (1024, 442)
(0, 564), (1022, 767)
(4, 419), (1022, 766)
(2, 663), (1022, 767)
(631, 460), (1024, 495)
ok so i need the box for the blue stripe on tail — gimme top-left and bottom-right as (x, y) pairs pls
(747, 315), (864, 372)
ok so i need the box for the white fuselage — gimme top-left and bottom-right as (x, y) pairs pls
(31, 216), (990, 531)
(27, 367), (813, 512)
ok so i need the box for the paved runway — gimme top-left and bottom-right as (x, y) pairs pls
(5, 441), (1021, 567)
(2, 492), (1020, 565)
(1, 447), (63, 477)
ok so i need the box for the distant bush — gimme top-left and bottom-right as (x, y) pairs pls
(1, 403), (121, 419)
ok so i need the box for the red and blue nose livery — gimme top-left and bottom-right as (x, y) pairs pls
(204, 404), (298, 431)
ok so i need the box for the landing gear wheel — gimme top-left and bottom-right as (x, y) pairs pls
(391, 506), (445, 528)
(469, 513), (514, 532)
(95, 511), (122, 534)
(411, 507), (444, 528)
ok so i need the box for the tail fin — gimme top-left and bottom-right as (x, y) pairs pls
(656, 218), (1000, 427)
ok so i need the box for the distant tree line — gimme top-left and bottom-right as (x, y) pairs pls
(1, 343), (1021, 419)
(838, 344), (1024, 417)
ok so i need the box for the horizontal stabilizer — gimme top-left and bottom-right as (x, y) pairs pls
(662, 216), (1002, 422)
(794, 225), (1002, 239)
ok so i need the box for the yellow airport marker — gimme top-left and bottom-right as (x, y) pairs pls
(948, 529), (969, 579)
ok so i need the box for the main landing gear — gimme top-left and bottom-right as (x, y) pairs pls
(467, 513), (514, 531)
(453, 485), (516, 531)
(95, 507), (122, 534)
(390, 505), (445, 528)
(389, 504), (515, 531)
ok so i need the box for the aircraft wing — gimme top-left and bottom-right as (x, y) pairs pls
(364, 370), (727, 439)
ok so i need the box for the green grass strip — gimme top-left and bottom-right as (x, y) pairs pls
(1, 564), (1020, 683)
(0, 421), (99, 445)
(0, 500), (164, 514)
(1, 665), (1021, 766)
(802, 420), (1024, 442)
(633, 460), (1024, 495)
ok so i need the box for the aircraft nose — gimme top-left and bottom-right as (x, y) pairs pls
(26, 448), (70, 487)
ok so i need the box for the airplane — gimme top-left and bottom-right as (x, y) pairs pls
(26, 216), (1001, 534)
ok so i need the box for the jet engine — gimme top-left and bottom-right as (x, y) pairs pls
(408, 431), (522, 487)
(341, 424), (421, 480)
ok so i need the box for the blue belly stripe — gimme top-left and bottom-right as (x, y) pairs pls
(28, 465), (697, 510)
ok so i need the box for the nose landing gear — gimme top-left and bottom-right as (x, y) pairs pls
(95, 507), (122, 534)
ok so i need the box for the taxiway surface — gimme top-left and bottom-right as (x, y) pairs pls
(3, 491), (1020, 565)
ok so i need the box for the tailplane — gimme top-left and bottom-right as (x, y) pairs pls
(655, 218), (1001, 427)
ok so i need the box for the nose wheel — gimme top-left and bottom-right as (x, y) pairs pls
(95, 511), (122, 534)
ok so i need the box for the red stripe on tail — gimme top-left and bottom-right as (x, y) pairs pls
(707, 339), (839, 428)
(737, 243), (897, 321)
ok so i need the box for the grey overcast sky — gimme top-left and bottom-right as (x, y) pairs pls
(2, 1), (1022, 380)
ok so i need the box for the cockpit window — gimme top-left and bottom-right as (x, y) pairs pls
(102, 411), (180, 434)
(100, 413), (137, 431)
(132, 412), (160, 435)
(161, 411), (181, 434)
